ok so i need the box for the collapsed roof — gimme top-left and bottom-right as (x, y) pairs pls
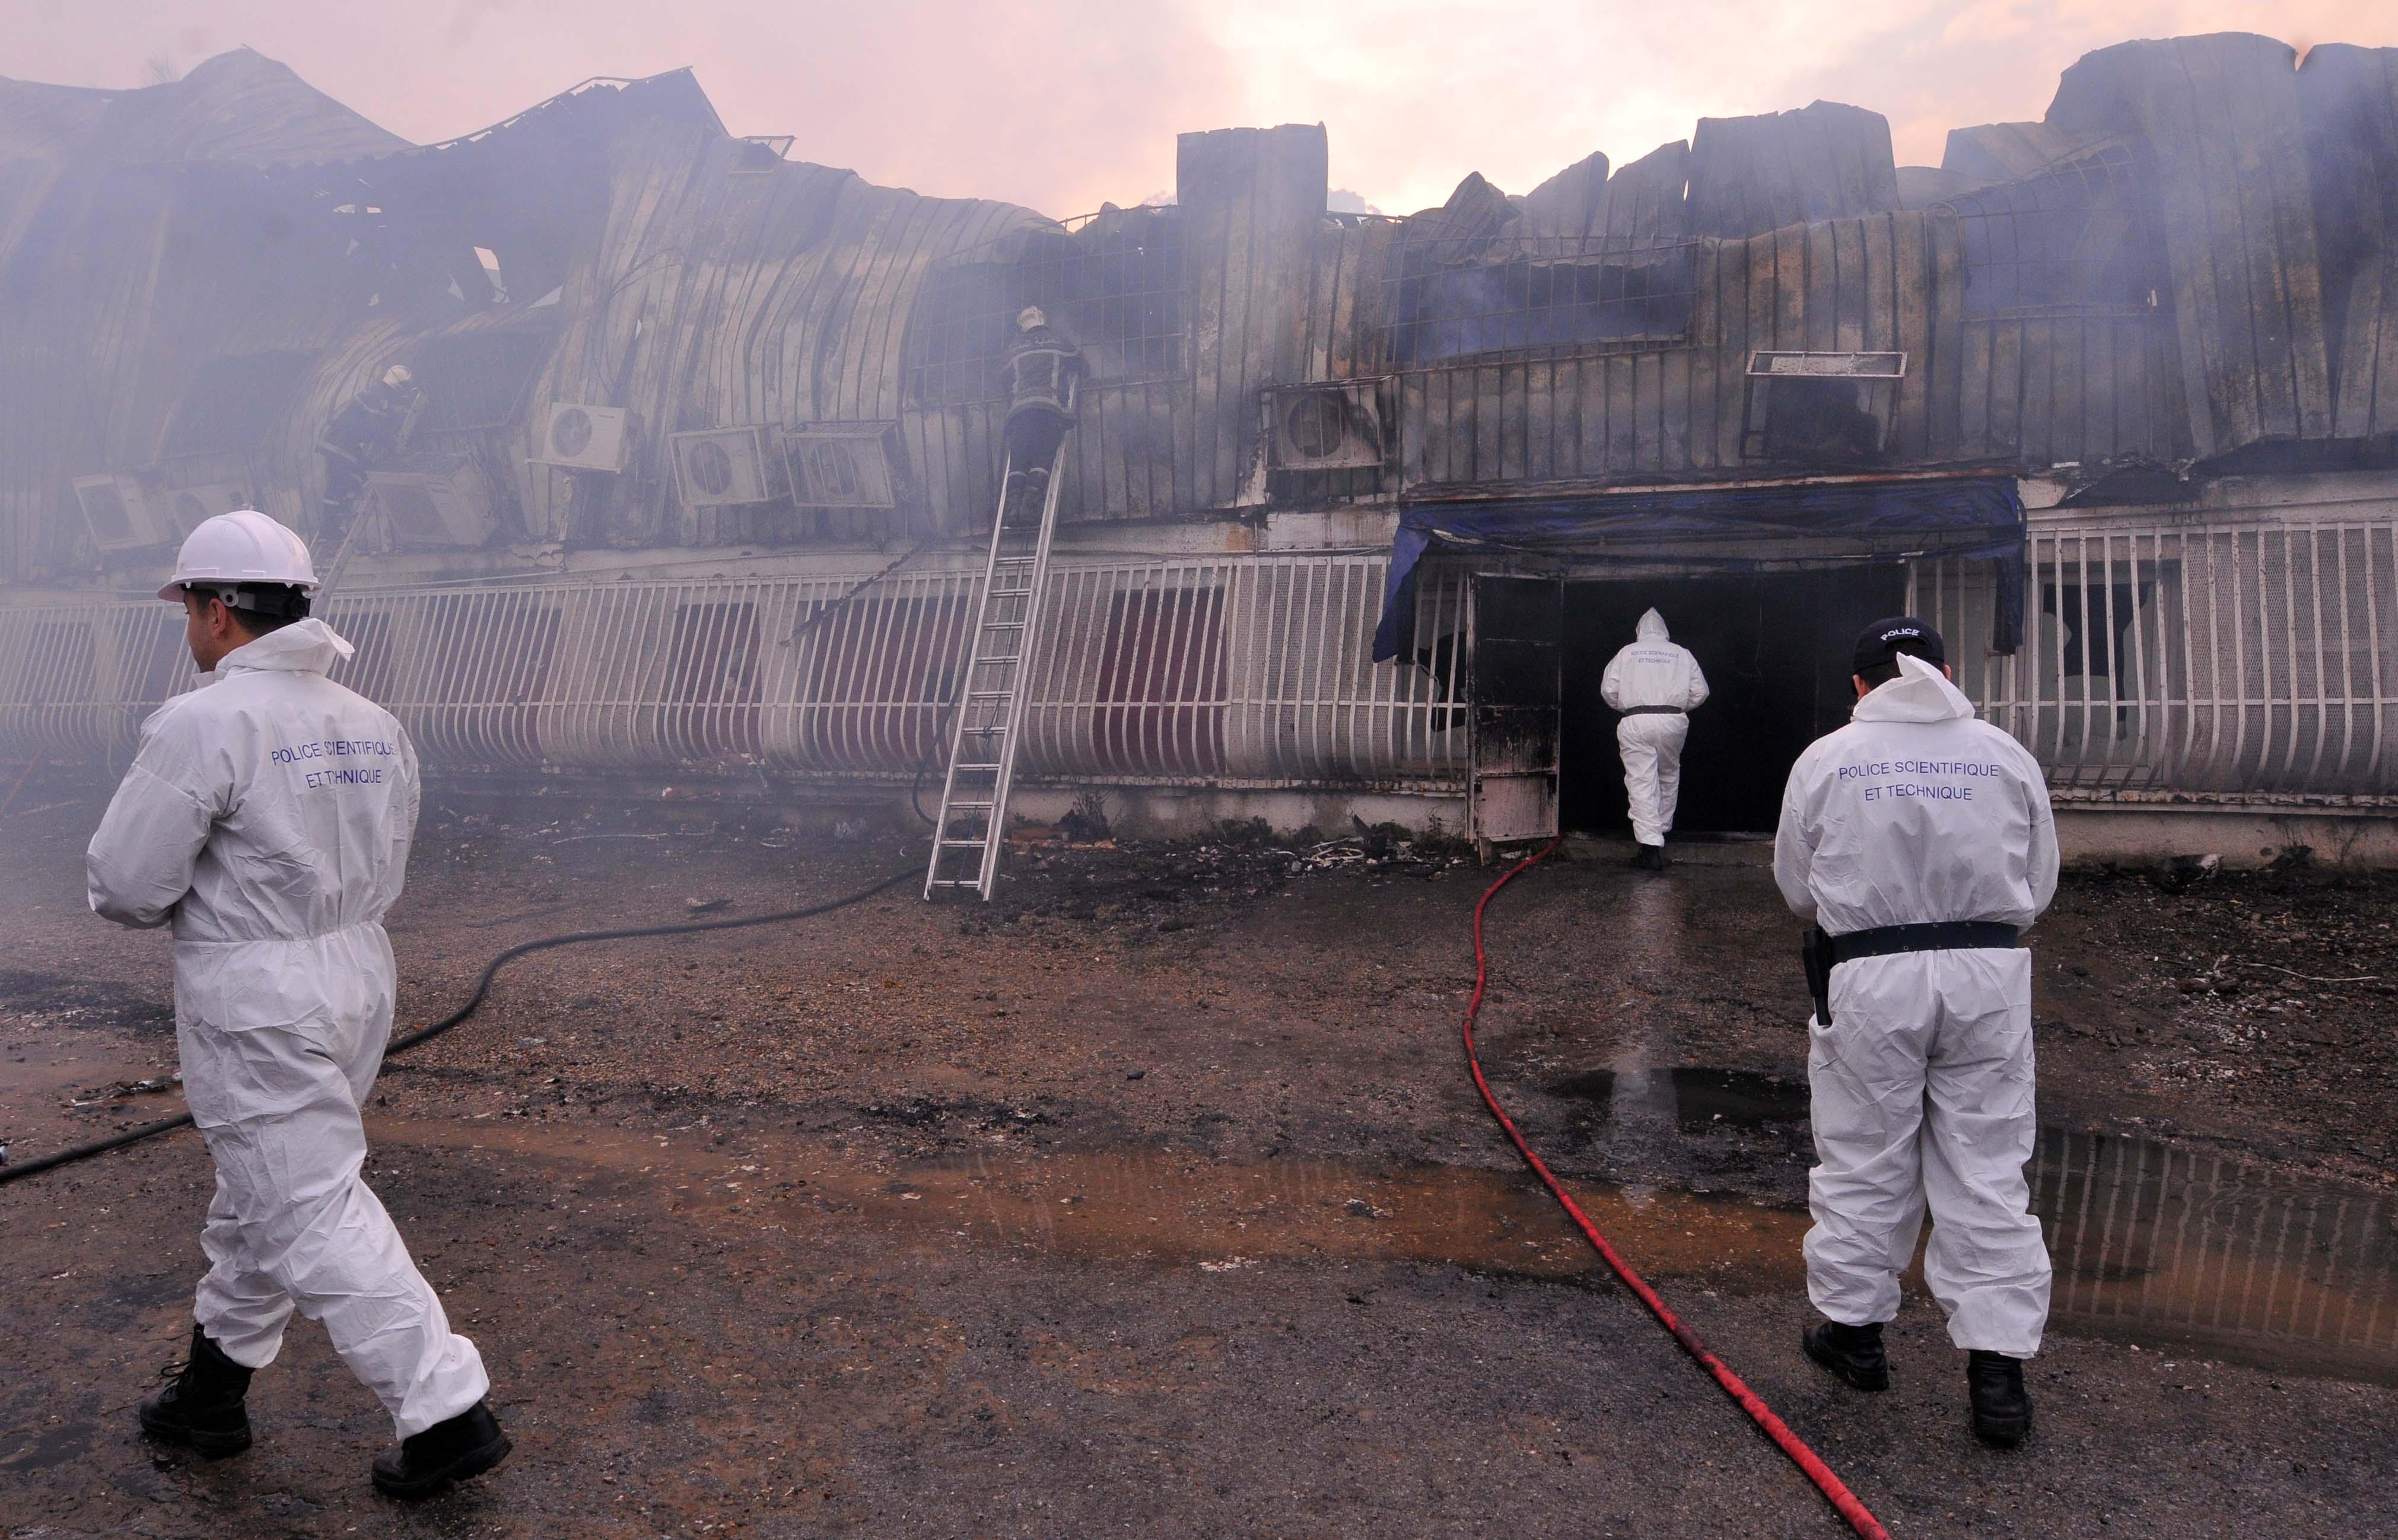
(2, 33), (2395, 585)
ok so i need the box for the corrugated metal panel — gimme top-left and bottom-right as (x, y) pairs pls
(2301, 44), (2398, 440)
(2049, 34), (2336, 456)
(1687, 102), (1902, 241)
(1391, 211), (1979, 487)
(19, 49), (409, 167)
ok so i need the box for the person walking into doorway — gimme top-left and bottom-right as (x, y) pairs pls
(1600, 608), (1709, 868)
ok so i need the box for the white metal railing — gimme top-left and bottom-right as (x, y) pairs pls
(9, 521), (2391, 803)
(1019, 558), (1467, 783)
(21, 518), (2387, 801)
(0, 558), (1471, 787)
(0, 602), (189, 768)
(1913, 517), (2398, 798)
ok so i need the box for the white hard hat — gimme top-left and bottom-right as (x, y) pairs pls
(1017, 306), (1047, 331)
(381, 364), (414, 389)
(158, 510), (321, 602)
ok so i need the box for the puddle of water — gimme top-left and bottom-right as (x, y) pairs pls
(409, 1120), (1795, 1286)
(0, 1418), (96, 1473)
(2033, 1128), (2398, 1382)
(1669, 1068), (1809, 1131)
(405, 1112), (2398, 1385)
(0, 1036), (183, 1153)
(1551, 1067), (1808, 1133)
(1543, 1064), (2398, 1381)
(0, 971), (175, 1035)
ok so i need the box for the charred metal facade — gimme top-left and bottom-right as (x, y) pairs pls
(2, 37), (2394, 845)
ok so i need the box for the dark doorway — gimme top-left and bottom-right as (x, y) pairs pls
(1559, 567), (1907, 835)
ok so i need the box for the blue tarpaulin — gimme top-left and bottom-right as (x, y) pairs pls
(1370, 478), (2027, 661)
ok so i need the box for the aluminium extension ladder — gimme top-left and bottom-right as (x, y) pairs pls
(313, 500), (384, 599)
(311, 389), (423, 599)
(923, 422), (1071, 899)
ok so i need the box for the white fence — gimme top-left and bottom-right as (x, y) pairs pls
(8, 520), (2391, 802)
(1913, 516), (2398, 799)
(0, 556), (1472, 788)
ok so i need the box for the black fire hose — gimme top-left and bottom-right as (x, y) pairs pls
(4, 584), (993, 1195)
(5, 670), (966, 1189)
(0, 866), (917, 1189)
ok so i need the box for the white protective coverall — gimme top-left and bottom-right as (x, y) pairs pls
(86, 619), (488, 1437)
(1772, 653), (2060, 1357)
(1599, 609), (1710, 847)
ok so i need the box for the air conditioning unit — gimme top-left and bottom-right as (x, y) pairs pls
(163, 482), (251, 535)
(1742, 352), (1907, 465)
(670, 426), (785, 508)
(532, 402), (636, 472)
(783, 422), (902, 509)
(1265, 381), (1388, 471)
(72, 473), (178, 552)
(367, 458), (497, 548)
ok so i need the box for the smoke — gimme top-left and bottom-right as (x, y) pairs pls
(441, 1), (510, 51)
(11, 2), (2398, 219)
(8, 2), (1240, 217)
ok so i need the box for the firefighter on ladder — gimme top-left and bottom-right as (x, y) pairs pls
(315, 365), (424, 548)
(999, 307), (1080, 527)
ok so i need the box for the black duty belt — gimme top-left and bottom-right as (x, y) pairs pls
(1828, 921), (2020, 965)
(1619, 705), (1685, 716)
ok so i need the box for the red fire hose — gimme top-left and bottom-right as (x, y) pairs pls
(1462, 838), (1888, 1540)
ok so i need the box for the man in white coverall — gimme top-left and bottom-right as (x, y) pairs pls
(85, 511), (510, 1497)
(1600, 609), (1709, 869)
(1773, 617), (2057, 1447)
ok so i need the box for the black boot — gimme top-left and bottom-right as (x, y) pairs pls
(1630, 844), (1666, 871)
(372, 1399), (511, 1499)
(138, 1324), (254, 1458)
(1802, 1318), (1890, 1392)
(1967, 1351), (2033, 1446)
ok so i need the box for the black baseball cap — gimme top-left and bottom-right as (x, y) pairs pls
(1852, 616), (1945, 674)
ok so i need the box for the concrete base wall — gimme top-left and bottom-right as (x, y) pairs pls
(421, 771), (2398, 867)
(1003, 787), (2398, 868)
(1008, 784), (1470, 842)
(2054, 807), (2398, 869)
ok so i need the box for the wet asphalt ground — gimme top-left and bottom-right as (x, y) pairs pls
(4, 797), (2396, 1538)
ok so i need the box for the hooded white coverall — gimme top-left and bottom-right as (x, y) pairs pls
(1773, 653), (2059, 1357)
(86, 619), (488, 1437)
(1599, 609), (1710, 847)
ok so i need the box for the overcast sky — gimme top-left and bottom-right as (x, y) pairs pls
(7, 2), (2393, 217)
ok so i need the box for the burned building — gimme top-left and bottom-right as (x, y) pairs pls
(2, 35), (2394, 860)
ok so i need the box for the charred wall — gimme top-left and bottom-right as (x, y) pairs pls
(6, 33), (2398, 588)
(2047, 33), (2335, 458)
